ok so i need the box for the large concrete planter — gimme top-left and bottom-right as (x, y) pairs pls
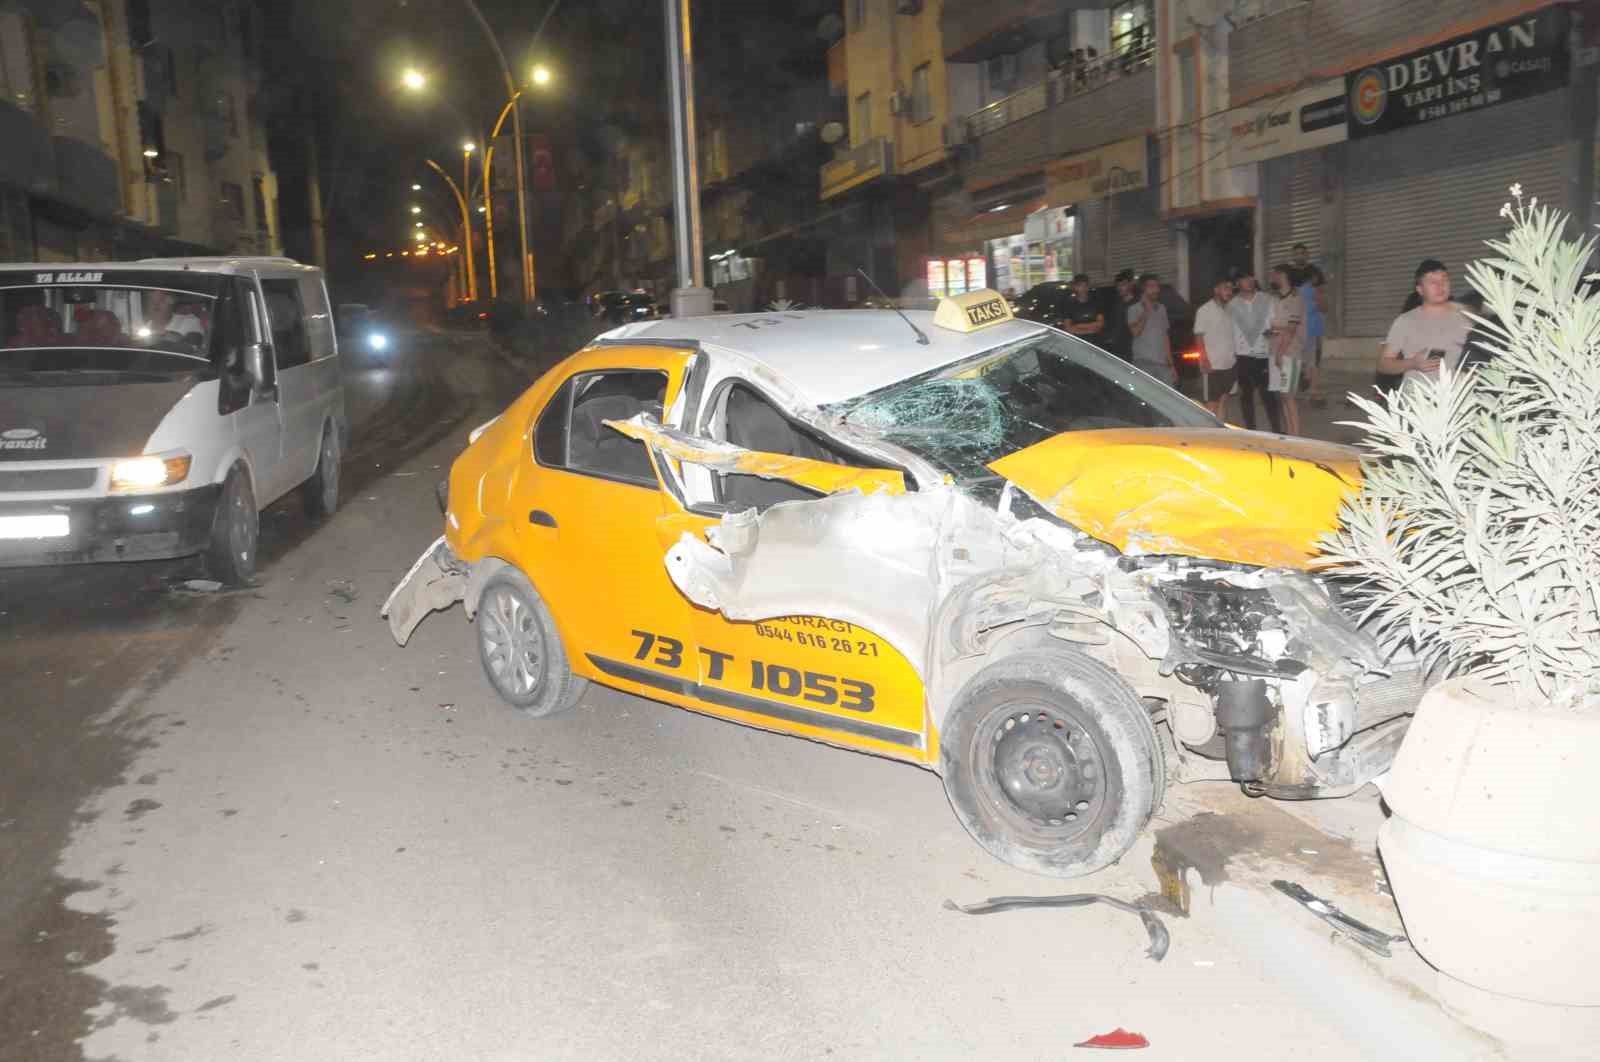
(1377, 680), (1600, 1006)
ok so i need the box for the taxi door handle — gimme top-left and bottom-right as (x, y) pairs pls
(529, 509), (557, 528)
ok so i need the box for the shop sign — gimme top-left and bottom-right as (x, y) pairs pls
(1046, 136), (1148, 206)
(1346, 7), (1569, 138)
(1226, 79), (1347, 167)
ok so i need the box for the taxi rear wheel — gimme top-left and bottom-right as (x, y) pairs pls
(475, 569), (587, 718)
(940, 650), (1162, 878)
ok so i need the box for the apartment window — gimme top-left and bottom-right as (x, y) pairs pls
(168, 151), (186, 199)
(252, 176), (268, 233)
(854, 91), (872, 142)
(1111, 1), (1153, 58)
(220, 90), (238, 137)
(849, 0), (867, 32)
(128, 0), (152, 46)
(911, 63), (932, 123)
(220, 182), (244, 224)
(165, 47), (179, 97)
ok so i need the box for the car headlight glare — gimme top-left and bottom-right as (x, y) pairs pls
(110, 453), (191, 491)
(369, 332), (388, 351)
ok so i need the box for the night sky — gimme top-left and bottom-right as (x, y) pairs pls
(259, 0), (832, 297)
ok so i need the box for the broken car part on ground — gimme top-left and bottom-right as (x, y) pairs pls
(383, 291), (1425, 877)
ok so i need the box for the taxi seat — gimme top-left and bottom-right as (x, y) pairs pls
(722, 384), (839, 511)
(572, 392), (659, 483)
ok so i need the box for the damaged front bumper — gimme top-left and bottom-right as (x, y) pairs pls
(1135, 559), (1422, 796)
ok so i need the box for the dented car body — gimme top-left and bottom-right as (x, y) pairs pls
(384, 291), (1422, 877)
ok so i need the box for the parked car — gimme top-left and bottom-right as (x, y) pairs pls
(589, 290), (658, 325)
(384, 289), (1419, 878)
(336, 302), (395, 363)
(0, 256), (348, 583)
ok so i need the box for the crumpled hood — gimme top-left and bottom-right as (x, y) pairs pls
(987, 427), (1362, 569)
(0, 377), (199, 461)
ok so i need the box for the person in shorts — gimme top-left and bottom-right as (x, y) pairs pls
(1296, 257), (1328, 405)
(1266, 264), (1306, 435)
(1192, 274), (1236, 420)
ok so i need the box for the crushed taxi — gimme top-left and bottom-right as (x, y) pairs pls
(383, 290), (1420, 877)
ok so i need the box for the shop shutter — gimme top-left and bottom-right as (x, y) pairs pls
(1262, 148), (1323, 269)
(1342, 92), (1571, 337)
(1105, 184), (1176, 282)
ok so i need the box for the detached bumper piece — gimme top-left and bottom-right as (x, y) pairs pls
(381, 536), (468, 645)
(0, 485), (220, 568)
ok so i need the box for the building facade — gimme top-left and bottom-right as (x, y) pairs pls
(0, 0), (281, 264)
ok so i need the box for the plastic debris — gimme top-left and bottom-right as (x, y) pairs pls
(1074, 1028), (1149, 1050)
(1271, 879), (1405, 957)
(943, 893), (1169, 962)
(180, 579), (223, 593)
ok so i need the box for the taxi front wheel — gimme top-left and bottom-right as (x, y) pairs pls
(475, 569), (588, 718)
(940, 650), (1164, 878)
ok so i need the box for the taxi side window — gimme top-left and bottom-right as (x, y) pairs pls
(716, 383), (892, 511)
(535, 369), (665, 486)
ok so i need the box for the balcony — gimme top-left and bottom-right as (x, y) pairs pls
(53, 137), (121, 216)
(943, 0), (1098, 63)
(961, 57), (1155, 189)
(820, 136), (893, 200)
(0, 100), (53, 192)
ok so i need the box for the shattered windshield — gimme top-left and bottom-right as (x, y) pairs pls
(831, 331), (1217, 485)
(0, 281), (218, 377)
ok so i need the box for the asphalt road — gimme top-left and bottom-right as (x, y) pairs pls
(0, 335), (1520, 1061)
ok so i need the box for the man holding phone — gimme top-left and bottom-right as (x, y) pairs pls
(1378, 259), (1472, 387)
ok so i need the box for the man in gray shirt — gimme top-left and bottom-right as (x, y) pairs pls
(1127, 273), (1172, 383)
(1228, 267), (1282, 433)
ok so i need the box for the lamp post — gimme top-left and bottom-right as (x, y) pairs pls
(426, 156), (477, 302)
(461, 0), (535, 304)
(664, 0), (710, 316)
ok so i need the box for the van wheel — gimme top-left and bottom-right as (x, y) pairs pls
(940, 650), (1163, 878)
(476, 568), (587, 718)
(302, 422), (340, 519)
(205, 466), (258, 586)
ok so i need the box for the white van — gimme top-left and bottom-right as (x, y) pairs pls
(0, 256), (347, 583)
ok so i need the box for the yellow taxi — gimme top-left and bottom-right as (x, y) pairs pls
(384, 291), (1418, 877)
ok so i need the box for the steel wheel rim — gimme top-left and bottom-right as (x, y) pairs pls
(480, 587), (545, 697)
(230, 481), (256, 569)
(977, 701), (1107, 840)
(320, 433), (339, 511)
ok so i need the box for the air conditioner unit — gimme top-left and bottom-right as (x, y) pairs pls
(888, 90), (909, 116)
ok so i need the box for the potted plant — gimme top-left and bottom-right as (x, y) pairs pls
(1322, 188), (1600, 1008)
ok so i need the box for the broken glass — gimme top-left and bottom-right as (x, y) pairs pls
(830, 332), (1217, 486)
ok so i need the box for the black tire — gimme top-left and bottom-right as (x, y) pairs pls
(302, 421), (340, 519)
(205, 466), (258, 586)
(475, 568), (588, 718)
(940, 649), (1164, 878)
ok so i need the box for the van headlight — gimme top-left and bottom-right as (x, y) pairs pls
(110, 452), (192, 491)
(368, 331), (389, 351)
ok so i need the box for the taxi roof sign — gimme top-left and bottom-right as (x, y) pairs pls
(933, 289), (1014, 333)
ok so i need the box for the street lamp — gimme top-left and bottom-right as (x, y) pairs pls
(462, 140), (476, 154)
(531, 64), (552, 86)
(411, 205), (422, 214)
(401, 68), (426, 91)
(412, 183), (422, 191)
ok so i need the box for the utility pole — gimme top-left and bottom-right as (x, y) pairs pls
(664, 0), (710, 316)
(306, 106), (327, 269)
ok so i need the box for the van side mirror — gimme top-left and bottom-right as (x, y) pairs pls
(243, 342), (275, 397)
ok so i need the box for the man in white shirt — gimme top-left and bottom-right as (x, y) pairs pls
(1379, 258), (1472, 388)
(1192, 275), (1236, 420)
(141, 290), (206, 350)
(1228, 267), (1282, 433)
